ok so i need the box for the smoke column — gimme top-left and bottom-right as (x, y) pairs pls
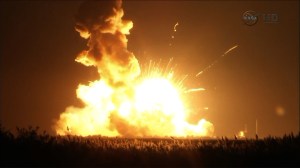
(55, 0), (142, 136)
(74, 0), (140, 86)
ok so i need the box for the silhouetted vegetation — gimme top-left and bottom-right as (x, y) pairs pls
(0, 125), (299, 167)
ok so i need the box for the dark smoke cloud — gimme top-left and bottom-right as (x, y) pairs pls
(75, 0), (121, 38)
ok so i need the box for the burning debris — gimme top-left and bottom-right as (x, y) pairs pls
(196, 45), (238, 77)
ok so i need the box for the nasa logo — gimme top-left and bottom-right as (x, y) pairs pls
(242, 10), (258, 26)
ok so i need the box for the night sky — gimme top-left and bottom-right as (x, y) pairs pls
(0, 0), (299, 137)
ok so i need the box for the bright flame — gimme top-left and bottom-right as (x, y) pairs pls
(55, 65), (214, 137)
(55, 0), (214, 137)
(237, 131), (246, 138)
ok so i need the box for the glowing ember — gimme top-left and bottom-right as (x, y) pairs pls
(55, 0), (214, 137)
(237, 131), (246, 138)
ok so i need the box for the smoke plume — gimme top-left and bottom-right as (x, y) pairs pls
(74, 0), (140, 86)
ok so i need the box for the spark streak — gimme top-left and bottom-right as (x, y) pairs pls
(174, 22), (179, 32)
(196, 45), (238, 77)
(169, 22), (179, 46)
(185, 88), (206, 93)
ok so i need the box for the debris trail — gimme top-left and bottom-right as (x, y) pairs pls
(196, 45), (238, 77)
(185, 88), (206, 93)
(174, 22), (179, 32)
(169, 22), (179, 46)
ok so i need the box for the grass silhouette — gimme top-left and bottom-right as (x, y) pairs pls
(0, 124), (299, 166)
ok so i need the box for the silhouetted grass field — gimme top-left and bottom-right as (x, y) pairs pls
(1, 126), (299, 167)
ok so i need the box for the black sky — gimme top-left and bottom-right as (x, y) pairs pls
(0, 0), (299, 137)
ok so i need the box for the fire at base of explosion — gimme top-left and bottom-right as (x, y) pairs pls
(1, 125), (299, 167)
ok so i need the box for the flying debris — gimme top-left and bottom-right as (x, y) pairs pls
(196, 45), (239, 77)
(169, 22), (179, 47)
(185, 88), (206, 93)
(224, 45), (238, 55)
(174, 22), (179, 32)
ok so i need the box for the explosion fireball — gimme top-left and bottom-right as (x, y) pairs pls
(55, 0), (214, 137)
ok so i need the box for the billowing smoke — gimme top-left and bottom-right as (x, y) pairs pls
(74, 0), (140, 86)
